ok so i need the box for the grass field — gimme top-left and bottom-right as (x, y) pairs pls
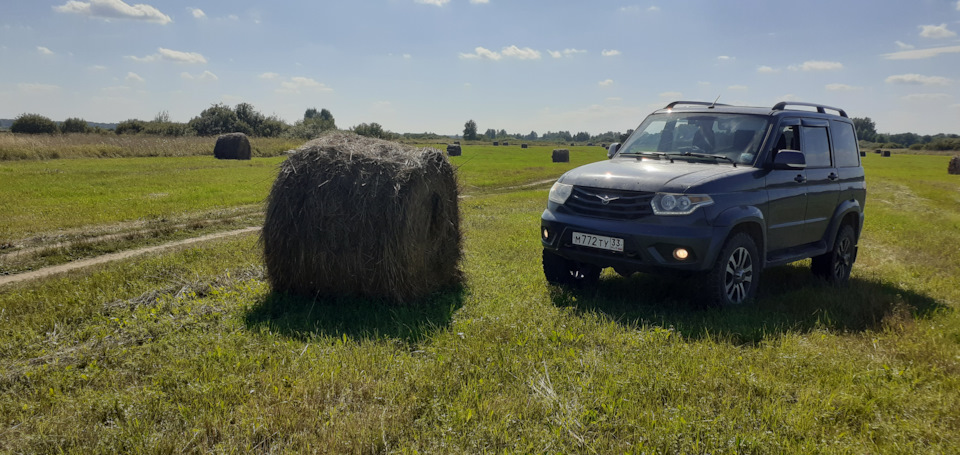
(0, 143), (958, 453)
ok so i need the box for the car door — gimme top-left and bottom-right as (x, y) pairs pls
(765, 119), (807, 252)
(800, 120), (840, 245)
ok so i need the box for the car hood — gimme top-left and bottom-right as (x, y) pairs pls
(558, 158), (746, 193)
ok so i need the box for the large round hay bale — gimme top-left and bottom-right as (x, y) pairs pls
(214, 133), (251, 160)
(949, 155), (960, 175)
(262, 132), (462, 303)
(493, 141), (499, 146)
(502, 141), (509, 146)
(446, 144), (462, 156)
(521, 143), (529, 149)
(552, 149), (570, 163)
(882, 150), (891, 157)
(860, 151), (866, 157)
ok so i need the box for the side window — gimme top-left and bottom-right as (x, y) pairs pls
(774, 125), (800, 152)
(801, 126), (831, 168)
(831, 121), (860, 167)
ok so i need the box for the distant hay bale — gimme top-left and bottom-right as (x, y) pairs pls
(446, 144), (462, 156)
(875, 149), (882, 154)
(570, 143), (575, 146)
(860, 151), (866, 157)
(949, 156), (960, 175)
(587, 143), (594, 146)
(214, 133), (251, 160)
(493, 141), (499, 146)
(502, 141), (509, 146)
(601, 143), (607, 148)
(454, 141), (460, 145)
(552, 149), (570, 163)
(521, 144), (528, 149)
(262, 132), (462, 303)
(882, 150), (891, 157)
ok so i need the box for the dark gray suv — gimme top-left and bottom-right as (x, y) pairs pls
(540, 101), (866, 305)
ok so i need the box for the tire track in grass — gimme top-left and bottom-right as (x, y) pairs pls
(0, 227), (261, 288)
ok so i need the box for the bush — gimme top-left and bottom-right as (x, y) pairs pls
(284, 117), (336, 140)
(115, 119), (146, 135)
(61, 117), (90, 134)
(11, 113), (58, 134)
(189, 104), (242, 136)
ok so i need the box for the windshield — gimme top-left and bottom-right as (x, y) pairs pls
(617, 113), (769, 165)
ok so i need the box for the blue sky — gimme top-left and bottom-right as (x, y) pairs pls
(2, 0), (959, 135)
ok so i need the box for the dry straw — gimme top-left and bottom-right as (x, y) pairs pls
(261, 132), (462, 303)
(949, 155), (960, 175)
(552, 149), (570, 163)
(214, 133), (251, 160)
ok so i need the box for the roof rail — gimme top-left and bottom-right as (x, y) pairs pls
(664, 101), (730, 109)
(772, 101), (847, 118)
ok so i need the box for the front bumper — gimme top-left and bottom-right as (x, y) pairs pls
(540, 207), (726, 274)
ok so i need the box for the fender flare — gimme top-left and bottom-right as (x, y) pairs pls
(707, 205), (767, 266)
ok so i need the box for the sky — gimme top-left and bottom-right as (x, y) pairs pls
(1, 0), (959, 136)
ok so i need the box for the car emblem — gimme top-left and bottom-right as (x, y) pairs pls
(596, 194), (619, 205)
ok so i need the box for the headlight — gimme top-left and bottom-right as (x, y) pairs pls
(651, 193), (713, 215)
(548, 182), (573, 204)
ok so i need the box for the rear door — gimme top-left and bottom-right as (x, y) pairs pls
(800, 119), (840, 245)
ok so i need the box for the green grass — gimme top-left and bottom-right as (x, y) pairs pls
(0, 150), (958, 452)
(0, 133), (303, 161)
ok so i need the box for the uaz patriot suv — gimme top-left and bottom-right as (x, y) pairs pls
(540, 101), (866, 305)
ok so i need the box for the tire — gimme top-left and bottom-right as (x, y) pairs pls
(811, 224), (856, 285)
(706, 232), (760, 306)
(542, 250), (600, 286)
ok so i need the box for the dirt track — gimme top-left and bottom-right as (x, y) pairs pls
(0, 227), (261, 288)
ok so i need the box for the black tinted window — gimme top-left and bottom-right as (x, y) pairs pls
(831, 121), (860, 167)
(802, 126), (831, 168)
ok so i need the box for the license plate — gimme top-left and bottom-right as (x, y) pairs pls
(572, 232), (624, 252)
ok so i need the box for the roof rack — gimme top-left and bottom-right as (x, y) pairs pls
(664, 101), (730, 109)
(772, 102), (847, 118)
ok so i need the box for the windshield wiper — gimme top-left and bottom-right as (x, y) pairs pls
(620, 151), (675, 162)
(673, 151), (738, 167)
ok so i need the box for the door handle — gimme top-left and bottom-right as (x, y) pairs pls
(794, 175), (806, 184)
(828, 173), (839, 181)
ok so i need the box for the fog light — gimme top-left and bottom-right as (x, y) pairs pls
(673, 248), (689, 260)
(542, 228), (550, 239)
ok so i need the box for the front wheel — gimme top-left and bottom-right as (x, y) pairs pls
(811, 224), (856, 285)
(543, 250), (600, 287)
(705, 232), (760, 306)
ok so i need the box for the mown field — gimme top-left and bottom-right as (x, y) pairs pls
(1, 143), (958, 453)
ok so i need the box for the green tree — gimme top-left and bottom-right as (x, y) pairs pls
(483, 128), (497, 139)
(235, 103), (265, 135)
(351, 122), (387, 139)
(61, 117), (90, 134)
(11, 113), (58, 134)
(525, 131), (538, 140)
(115, 119), (146, 135)
(463, 119), (478, 140)
(852, 117), (877, 142)
(258, 116), (289, 138)
(188, 104), (241, 136)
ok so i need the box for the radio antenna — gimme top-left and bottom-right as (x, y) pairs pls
(709, 95), (721, 108)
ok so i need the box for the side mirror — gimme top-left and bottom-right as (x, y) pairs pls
(772, 150), (806, 170)
(607, 142), (620, 159)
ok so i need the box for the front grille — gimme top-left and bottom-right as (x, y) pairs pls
(562, 186), (654, 220)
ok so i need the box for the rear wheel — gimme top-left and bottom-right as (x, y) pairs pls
(706, 232), (760, 306)
(543, 250), (600, 286)
(812, 224), (856, 285)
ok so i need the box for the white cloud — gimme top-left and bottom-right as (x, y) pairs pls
(125, 72), (145, 83)
(403, 54), (412, 59)
(469, 0), (489, 3)
(88, 64), (107, 71)
(53, 0), (172, 25)
(649, 6), (660, 11)
(128, 47), (207, 64)
(182, 70), (218, 81)
(501, 45), (541, 60)
(717, 55), (734, 61)
(825, 83), (861, 91)
(258, 72), (280, 80)
(187, 7), (205, 19)
(956, 0), (960, 10)
(727, 85), (748, 91)
(18, 83), (60, 94)
(598, 79), (614, 87)
(788, 61), (843, 71)
(548, 50), (562, 58)
(226, 14), (239, 20)
(549, 48), (586, 58)
(276, 76), (333, 94)
(902, 93), (951, 101)
(460, 46), (501, 60)
(919, 24), (956, 39)
(37, 46), (54, 55)
(757, 66), (779, 74)
(601, 49), (620, 57)
(885, 73), (952, 86)
(882, 45), (960, 60)
(895, 41), (914, 50)
(619, 6), (642, 13)
(415, 0), (449, 5)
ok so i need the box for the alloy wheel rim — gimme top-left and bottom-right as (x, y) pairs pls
(724, 246), (753, 303)
(833, 236), (852, 279)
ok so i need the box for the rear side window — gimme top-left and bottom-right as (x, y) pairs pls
(831, 121), (860, 167)
(801, 126), (831, 168)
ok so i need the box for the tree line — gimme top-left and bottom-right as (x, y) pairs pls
(463, 119), (632, 144)
(852, 117), (960, 151)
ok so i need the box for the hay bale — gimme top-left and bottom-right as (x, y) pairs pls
(552, 149), (570, 163)
(860, 151), (866, 157)
(521, 144), (528, 149)
(570, 143), (575, 146)
(446, 144), (462, 156)
(601, 143), (607, 148)
(587, 143), (594, 146)
(262, 132), (461, 303)
(493, 141), (499, 146)
(882, 150), (891, 157)
(502, 141), (509, 146)
(875, 149), (882, 154)
(949, 156), (960, 175)
(214, 133), (251, 160)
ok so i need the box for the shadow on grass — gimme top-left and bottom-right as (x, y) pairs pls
(244, 285), (466, 343)
(551, 264), (948, 344)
